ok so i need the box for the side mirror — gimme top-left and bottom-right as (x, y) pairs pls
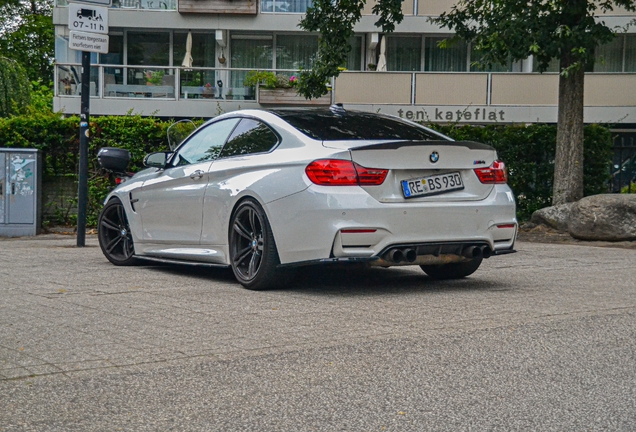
(143, 152), (171, 168)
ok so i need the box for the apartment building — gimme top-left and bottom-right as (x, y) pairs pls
(52, 0), (636, 125)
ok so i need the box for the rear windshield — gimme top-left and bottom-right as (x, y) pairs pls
(271, 110), (449, 141)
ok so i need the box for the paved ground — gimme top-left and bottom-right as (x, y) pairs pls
(0, 235), (635, 431)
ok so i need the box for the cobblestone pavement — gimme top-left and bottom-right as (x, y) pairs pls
(0, 235), (635, 430)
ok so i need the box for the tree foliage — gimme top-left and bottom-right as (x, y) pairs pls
(0, 56), (31, 117)
(436, 1), (627, 74)
(0, 0), (54, 83)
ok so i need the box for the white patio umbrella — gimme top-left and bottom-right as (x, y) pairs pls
(376, 35), (387, 72)
(181, 31), (193, 69)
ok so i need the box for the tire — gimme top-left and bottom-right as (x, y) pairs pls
(98, 198), (138, 266)
(229, 199), (281, 290)
(420, 257), (483, 280)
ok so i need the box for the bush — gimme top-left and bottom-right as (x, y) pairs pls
(427, 123), (613, 220)
(621, 183), (636, 193)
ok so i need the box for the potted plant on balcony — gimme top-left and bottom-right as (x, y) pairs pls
(145, 70), (164, 85)
(201, 82), (215, 99)
(247, 71), (331, 105)
(243, 70), (277, 92)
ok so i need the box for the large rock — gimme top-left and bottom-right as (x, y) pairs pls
(567, 194), (636, 241)
(530, 202), (575, 232)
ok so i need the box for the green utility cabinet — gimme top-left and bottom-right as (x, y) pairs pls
(0, 149), (42, 237)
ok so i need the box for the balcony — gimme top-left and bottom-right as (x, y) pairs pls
(54, 64), (636, 123)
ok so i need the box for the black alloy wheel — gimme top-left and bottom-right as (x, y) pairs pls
(98, 198), (137, 266)
(229, 199), (280, 290)
(420, 257), (483, 280)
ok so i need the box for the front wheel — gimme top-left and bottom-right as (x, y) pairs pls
(420, 257), (483, 280)
(98, 198), (138, 266)
(229, 199), (280, 290)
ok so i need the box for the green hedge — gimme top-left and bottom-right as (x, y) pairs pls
(0, 113), (613, 226)
(429, 123), (613, 220)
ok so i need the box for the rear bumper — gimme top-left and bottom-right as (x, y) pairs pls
(278, 241), (516, 269)
(265, 184), (517, 265)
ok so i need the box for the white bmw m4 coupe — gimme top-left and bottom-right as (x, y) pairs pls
(97, 105), (517, 290)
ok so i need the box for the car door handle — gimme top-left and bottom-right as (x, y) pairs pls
(190, 170), (204, 180)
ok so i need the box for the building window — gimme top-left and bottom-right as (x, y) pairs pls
(425, 37), (468, 72)
(594, 36), (624, 72)
(470, 48), (512, 72)
(127, 31), (170, 66)
(625, 35), (636, 72)
(101, 35), (124, 65)
(276, 35), (318, 71)
(174, 32), (216, 68)
(230, 36), (274, 88)
(533, 57), (559, 73)
(345, 36), (363, 71)
(387, 36), (422, 71)
(262, 0), (313, 13)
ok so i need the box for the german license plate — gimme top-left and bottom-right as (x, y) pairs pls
(401, 172), (464, 198)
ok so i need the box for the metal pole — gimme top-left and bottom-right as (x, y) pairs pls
(77, 51), (90, 247)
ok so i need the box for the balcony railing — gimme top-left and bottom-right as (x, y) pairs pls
(55, 64), (303, 101)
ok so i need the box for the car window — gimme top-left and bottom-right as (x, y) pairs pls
(270, 110), (449, 141)
(172, 118), (240, 166)
(219, 118), (279, 158)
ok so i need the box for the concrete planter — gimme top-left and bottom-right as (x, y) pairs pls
(258, 88), (332, 105)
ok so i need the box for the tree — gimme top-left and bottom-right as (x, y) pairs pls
(298, 0), (405, 99)
(0, 56), (31, 117)
(0, 0), (54, 83)
(299, 0), (635, 206)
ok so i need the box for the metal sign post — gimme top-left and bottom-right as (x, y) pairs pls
(68, 1), (109, 246)
(77, 51), (91, 247)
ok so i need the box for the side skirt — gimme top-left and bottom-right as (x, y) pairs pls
(134, 255), (230, 268)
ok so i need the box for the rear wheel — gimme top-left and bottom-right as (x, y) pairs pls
(420, 257), (483, 280)
(229, 199), (281, 290)
(98, 198), (137, 266)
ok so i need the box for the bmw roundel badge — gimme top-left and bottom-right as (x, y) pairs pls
(429, 151), (440, 163)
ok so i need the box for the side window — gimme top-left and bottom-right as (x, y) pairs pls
(172, 119), (239, 166)
(219, 118), (279, 158)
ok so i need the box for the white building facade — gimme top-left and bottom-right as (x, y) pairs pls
(52, 0), (636, 125)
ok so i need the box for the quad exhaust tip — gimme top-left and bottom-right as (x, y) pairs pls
(385, 244), (493, 264)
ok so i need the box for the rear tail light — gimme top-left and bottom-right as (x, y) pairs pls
(115, 177), (127, 185)
(306, 159), (388, 186)
(474, 160), (508, 184)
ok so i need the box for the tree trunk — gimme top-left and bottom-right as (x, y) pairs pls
(553, 62), (585, 206)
